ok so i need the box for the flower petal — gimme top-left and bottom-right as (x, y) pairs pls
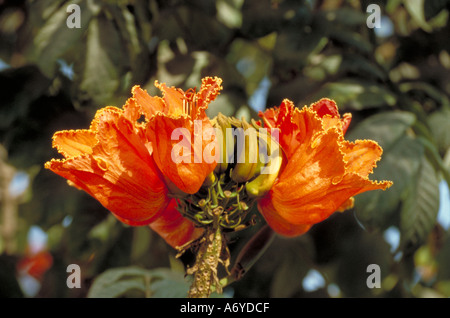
(123, 97), (143, 123)
(270, 128), (347, 225)
(310, 98), (340, 118)
(52, 129), (96, 158)
(310, 98), (352, 134)
(258, 193), (312, 237)
(147, 114), (217, 194)
(45, 108), (169, 225)
(154, 81), (185, 117)
(132, 85), (165, 119)
(260, 128), (392, 235)
(341, 139), (383, 177)
(336, 197), (354, 212)
(193, 76), (223, 119)
(148, 199), (204, 248)
(259, 102), (326, 159)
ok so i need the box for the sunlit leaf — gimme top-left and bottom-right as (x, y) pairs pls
(306, 79), (397, 110)
(348, 111), (423, 230)
(87, 266), (191, 298)
(74, 13), (123, 107)
(29, 0), (94, 77)
(147, 268), (191, 298)
(216, 0), (243, 29)
(403, 0), (433, 32)
(87, 266), (151, 298)
(428, 108), (450, 155)
(400, 156), (440, 251)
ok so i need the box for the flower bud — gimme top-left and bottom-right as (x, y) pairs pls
(245, 130), (283, 199)
(212, 113), (234, 175)
(230, 119), (260, 183)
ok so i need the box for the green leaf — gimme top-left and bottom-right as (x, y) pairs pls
(327, 28), (373, 54)
(347, 111), (417, 150)
(428, 108), (450, 155)
(87, 266), (191, 298)
(399, 156), (440, 251)
(87, 266), (150, 298)
(90, 278), (147, 298)
(305, 79), (396, 110)
(146, 268), (191, 298)
(325, 7), (368, 26)
(348, 112), (424, 230)
(74, 13), (122, 107)
(403, 0), (433, 32)
(105, 4), (152, 87)
(30, 0), (94, 77)
(216, 0), (243, 29)
(354, 135), (424, 231)
(273, 29), (328, 75)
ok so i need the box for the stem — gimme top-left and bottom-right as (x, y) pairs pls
(230, 225), (275, 282)
(187, 224), (223, 298)
(181, 172), (254, 298)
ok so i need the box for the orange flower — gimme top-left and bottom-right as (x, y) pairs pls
(132, 77), (222, 194)
(45, 77), (222, 248)
(17, 250), (53, 280)
(257, 98), (392, 237)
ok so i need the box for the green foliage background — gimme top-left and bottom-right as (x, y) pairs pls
(0, 0), (450, 298)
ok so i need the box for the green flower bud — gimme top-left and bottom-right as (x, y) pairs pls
(245, 130), (283, 199)
(230, 118), (260, 183)
(212, 113), (234, 175)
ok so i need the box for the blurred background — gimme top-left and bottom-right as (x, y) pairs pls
(0, 0), (449, 298)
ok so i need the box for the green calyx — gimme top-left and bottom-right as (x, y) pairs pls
(177, 172), (254, 231)
(179, 114), (284, 230)
(178, 115), (284, 298)
(178, 114), (284, 229)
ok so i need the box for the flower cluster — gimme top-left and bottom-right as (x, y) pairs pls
(45, 76), (392, 297)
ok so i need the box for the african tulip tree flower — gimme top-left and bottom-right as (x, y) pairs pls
(132, 77), (222, 194)
(256, 98), (393, 237)
(45, 74), (393, 298)
(44, 77), (223, 248)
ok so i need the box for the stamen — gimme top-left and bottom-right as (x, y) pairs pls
(182, 87), (197, 116)
(263, 116), (273, 129)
